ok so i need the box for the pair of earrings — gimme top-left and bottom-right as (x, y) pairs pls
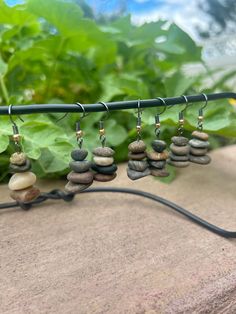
(168, 94), (211, 167)
(65, 102), (117, 194)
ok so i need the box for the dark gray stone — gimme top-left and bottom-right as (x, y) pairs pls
(169, 153), (189, 161)
(92, 146), (114, 157)
(151, 140), (167, 153)
(148, 160), (166, 169)
(127, 168), (151, 180)
(65, 181), (92, 193)
(128, 160), (148, 172)
(190, 147), (208, 156)
(71, 149), (88, 161)
(170, 143), (190, 156)
(189, 139), (209, 149)
(171, 136), (189, 146)
(69, 160), (91, 173)
(189, 154), (211, 165)
(128, 140), (146, 153)
(67, 171), (93, 184)
(9, 159), (31, 173)
(167, 159), (190, 168)
(91, 163), (117, 174)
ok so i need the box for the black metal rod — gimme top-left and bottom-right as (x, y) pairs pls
(0, 92), (235, 115)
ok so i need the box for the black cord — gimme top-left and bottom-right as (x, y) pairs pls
(0, 188), (235, 238)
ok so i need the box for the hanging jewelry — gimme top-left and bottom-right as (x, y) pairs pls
(168, 95), (190, 168)
(91, 102), (117, 182)
(65, 103), (94, 193)
(127, 100), (150, 180)
(189, 94), (211, 165)
(8, 105), (41, 203)
(147, 97), (169, 177)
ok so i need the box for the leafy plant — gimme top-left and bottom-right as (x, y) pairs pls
(0, 0), (235, 182)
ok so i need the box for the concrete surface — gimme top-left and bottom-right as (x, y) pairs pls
(0, 145), (236, 314)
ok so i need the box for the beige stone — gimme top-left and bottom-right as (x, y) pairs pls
(10, 152), (27, 166)
(8, 172), (37, 191)
(93, 156), (114, 166)
(10, 186), (40, 203)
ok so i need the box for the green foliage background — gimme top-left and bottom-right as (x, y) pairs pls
(0, 0), (235, 181)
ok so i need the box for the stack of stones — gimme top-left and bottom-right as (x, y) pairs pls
(127, 140), (150, 180)
(168, 136), (190, 168)
(189, 130), (211, 165)
(92, 147), (117, 182)
(8, 152), (40, 203)
(65, 148), (93, 193)
(147, 140), (169, 177)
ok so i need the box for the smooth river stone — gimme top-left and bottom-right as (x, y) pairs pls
(128, 160), (148, 172)
(189, 154), (211, 165)
(71, 149), (88, 161)
(91, 163), (117, 174)
(93, 156), (114, 166)
(169, 153), (189, 161)
(94, 173), (117, 182)
(151, 140), (167, 153)
(8, 172), (37, 191)
(146, 151), (168, 161)
(65, 181), (92, 193)
(128, 152), (146, 160)
(128, 140), (146, 153)
(171, 136), (189, 146)
(67, 171), (93, 184)
(167, 159), (190, 168)
(189, 139), (209, 149)
(9, 159), (31, 173)
(92, 146), (114, 157)
(190, 147), (208, 156)
(69, 160), (91, 173)
(150, 168), (169, 177)
(10, 152), (27, 166)
(10, 186), (40, 203)
(127, 168), (150, 180)
(192, 130), (209, 141)
(170, 143), (190, 156)
(148, 160), (166, 169)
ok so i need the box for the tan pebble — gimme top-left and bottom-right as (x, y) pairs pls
(10, 186), (40, 203)
(150, 168), (169, 177)
(93, 156), (114, 166)
(170, 143), (190, 156)
(192, 130), (209, 141)
(67, 171), (93, 184)
(65, 181), (92, 193)
(190, 147), (208, 156)
(8, 172), (37, 191)
(128, 140), (146, 153)
(92, 146), (114, 157)
(128, 152), (146, 160)
(10, 152), (27, 166)
(146, 151), (169, 161)
(94, 173), (117, 182)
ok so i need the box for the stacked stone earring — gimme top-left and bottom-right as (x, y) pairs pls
(8, 105), (41, 203)
(127, 100), (150, 180)
(189, 94), (211, 165)
(168, 96), (190, 168)
(147, 98), (169, 177)
(91, 102), (117, 182)
(65, 104), (94, 194)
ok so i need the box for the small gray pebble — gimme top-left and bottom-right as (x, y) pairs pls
(167, 159), (190, 168)
(171, 136), (189, 146)
(170, 143), (190, 156)
(148, 160), (166, 169)
(71, 149), (88, 161)
(127, 168), (150, 180)
(128, 160), (148, 172)
(9, 159), (31, 173)
(169, 153), (189, 161)
(93, 146), (114, 157)
(65, 181), (92, 193)
(189, 154), (211, 165)
(190, 147), (208, 156)
(151, 140), (167, 153)
(189, 139), (209, 149)
(69, 160), (91, 173)
(91, 163), (117, 174)
(128, 140), (146, 153)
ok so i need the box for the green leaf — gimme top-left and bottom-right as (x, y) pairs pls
(0, 134), (9, 153)
(0, 57), (8, 77)
(165, 71), (199, 96)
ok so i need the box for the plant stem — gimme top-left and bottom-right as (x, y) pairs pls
(0, 75), (10, 105)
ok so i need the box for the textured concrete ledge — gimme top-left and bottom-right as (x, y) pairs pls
(0, 145), (236, 313)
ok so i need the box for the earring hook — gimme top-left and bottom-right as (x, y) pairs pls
(156, 97), (167, 115)
(200, 93), (208, 111)
(8, 104), (24, 125)
(98, 101), (109, 121)
(181, 95), (189, 113)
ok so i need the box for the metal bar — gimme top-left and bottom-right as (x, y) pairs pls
(0, 92), (235, 115)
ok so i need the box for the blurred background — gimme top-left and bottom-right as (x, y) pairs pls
(0, 0), (235, 181)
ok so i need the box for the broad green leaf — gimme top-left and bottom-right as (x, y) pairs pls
(0, 57), (8, 77)
(165, 71), (198, 96)
(0, 134), (9, 153)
